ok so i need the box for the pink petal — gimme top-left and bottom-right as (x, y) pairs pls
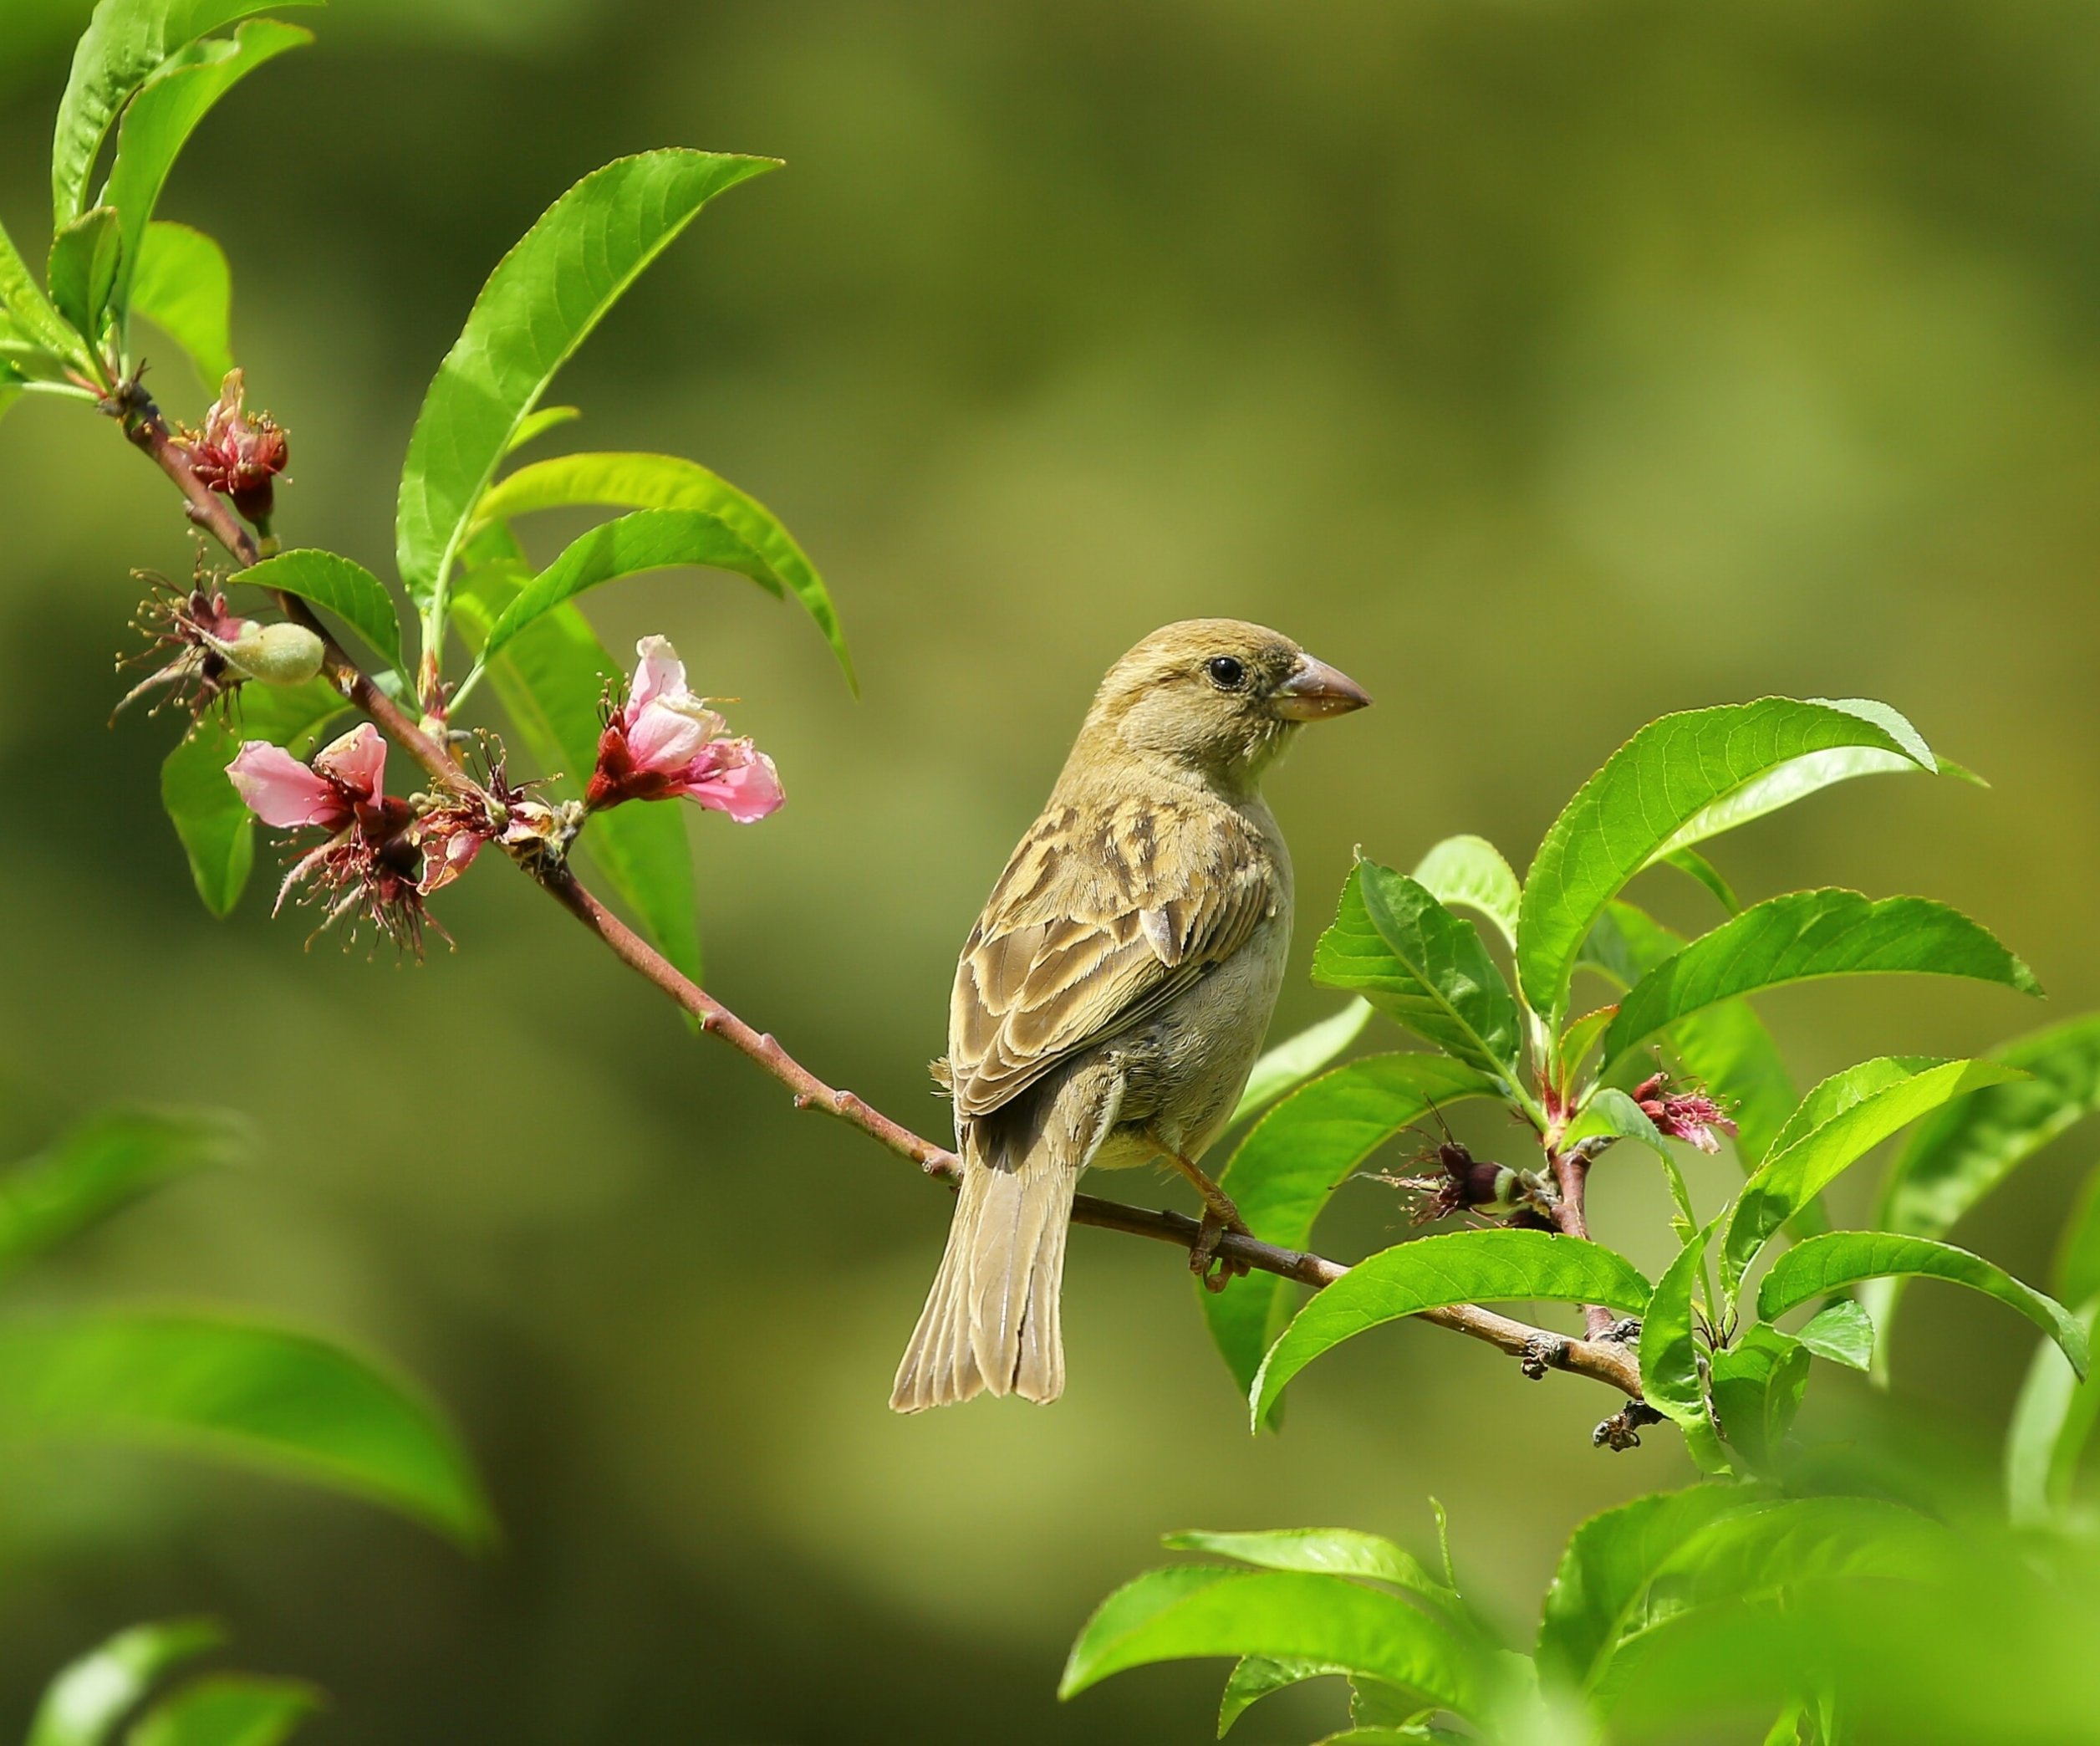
(629, 636), (689, 719)
(227, 742), (346, 829)
(627, 696), (725, 772)
(313, 723), (386, 803)
(675, 745), (783, 823)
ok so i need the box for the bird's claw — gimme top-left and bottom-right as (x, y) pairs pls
(1190, 1209), (1251, 1292)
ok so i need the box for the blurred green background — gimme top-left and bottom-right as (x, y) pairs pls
(4, 1), (2100, 1739)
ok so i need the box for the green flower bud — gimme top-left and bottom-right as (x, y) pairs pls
(217, 620), (325, 688)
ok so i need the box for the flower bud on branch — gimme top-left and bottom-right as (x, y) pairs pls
(174, 370), (288, 526)
(585, 636), (783, 820)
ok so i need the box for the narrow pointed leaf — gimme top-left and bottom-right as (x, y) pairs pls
(1604, 891), (2039, 1064)
(1204, 1055), (1496, 1401)
(1639, 1221), (1720, 1435)
(0, 1107), (248, 1282)
(1251, 1230), (1651, 1426)
(1720, 1059), (2027, 1290)
(128, 1677), (319, 1746)
(0, 1309), (493, 1542)
(473, 451), (852, 689)
(1409, 835), (1520, 950)
(503, 405), (579, 453)
(1060, 1567), (1486, 1718)
(454, 549), (702, 988)
(1536, 1486), (1763, 1692)
(1661, 847), (1739, 915)
(103, 22), (311, 323)
(159, 678), (347, 916)
(1312, 863), (1523, 1087)
(53, 1), (323, 230)
(473, 507), (788, 674)
(1163, 1528), (1465, 1630)
(396, 151), (777, 614)
(1794, 1299), (1874, 1370)
(0, 212), (97, 374)
(1230, 1002), (1373, 1129)
(28, 1618), (223, 1746)
(1758, 1233), (2088, 1380)
(130, 221), (233, 385)
(238, 549), (403, 671)
(48, 207), (122, 345)
(1517, 698), (1939, 1015)
(1218, 1657), (1350, 1737)
(2006, 1304), (2100, 1528)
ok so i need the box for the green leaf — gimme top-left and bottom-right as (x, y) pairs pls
(395, 150), (777, 621)
(159, 679), (347, 916)
(473, 451), (854, 691)
(1603, 891), (2040, 1064)
(2060, 1167), (2100, 1313)
(1059, 1567), (1486, 1718)
(1535, 1484), (1761, 1691)
(1217, 1657), (1351, 1737)
(1409, 835), (1520, 951)
(28, 1618), (223, 1746)
(131, 221), (233, 385)
(1639, 1220), (1720, 1440)
(1516, 697), (1939, 1016)
(0, 1106), (248, 1283)
(1557, 1007), (1615, 1085)
(1661, 847), (1740, 915)
(468, 507), (786, 676)
(127, 1677), (319, 1746)
(1720, 1058), (2028, 1293)
(48, 206), (122, 346)
(1708, 1325), (1811, 1475)
(1251, 1230), (1651, 1427)
(0, 211), (97, 375)
(1794, 1299), (1874, 1371)
(1230, 1002), (1373, 1129)
(454, 552), (702, 988)
(1203, 1055), (1496, 1403)
(2006, 1303), (2100, 1528)
(1312, 863), (1526, 1090)
(240, 549), (404, 671)
(503, 404), (579, 454)
(1757, 1233), (2088, 1380)
(1162, 1527), (1465, 1630)
(1867, 1013), (2100, 1373)
(0, 1308), (493, 1543)
(102, 21), (312, 327)
(52, 0), (324, 231)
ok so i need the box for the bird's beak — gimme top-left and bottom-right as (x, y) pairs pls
(1272, 652), (1372, 721)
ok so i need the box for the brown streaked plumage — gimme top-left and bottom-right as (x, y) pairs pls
(890, 619), (1370, 1412)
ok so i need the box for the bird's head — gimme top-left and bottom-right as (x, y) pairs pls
(1078, 619), (1371, 790)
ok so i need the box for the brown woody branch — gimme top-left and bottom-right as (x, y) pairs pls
(117, 392), (1647, 1411)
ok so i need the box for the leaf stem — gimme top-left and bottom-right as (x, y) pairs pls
(120, 410), (1647, 1412)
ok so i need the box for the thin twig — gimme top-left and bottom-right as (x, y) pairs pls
(119, 405), (1648, 1408)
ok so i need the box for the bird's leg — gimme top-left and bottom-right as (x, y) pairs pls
(1160, 1148), (1252, 1292)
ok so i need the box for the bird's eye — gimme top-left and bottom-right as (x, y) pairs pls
(1205, 656), (1247, 691)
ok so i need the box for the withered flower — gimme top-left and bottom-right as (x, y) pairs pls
(176, 369), (289, 524)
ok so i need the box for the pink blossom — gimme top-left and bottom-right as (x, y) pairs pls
(1632, 1073), (1740, 1155)
(115, 568), (258, 721)
(176, 370), (289, 524)
(585, 636), (784, 823)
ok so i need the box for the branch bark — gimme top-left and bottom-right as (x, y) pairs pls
(119, 398), (1649, 1409)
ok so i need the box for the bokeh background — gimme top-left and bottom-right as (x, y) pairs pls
(3, 1), (2099, 1739)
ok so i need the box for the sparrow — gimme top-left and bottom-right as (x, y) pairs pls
(890, 619), (1371, 1411)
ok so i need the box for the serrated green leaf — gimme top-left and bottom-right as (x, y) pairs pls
(1217, 1656), (1351, 1737)
(1795, 1299), (1874, 1370)
(1535, 1484), (1761, 1692)
(1163, 1527), (1465, 1630)
(239, 549), (403, 671)
(0, 210), (97, 375)
(1639, 1220), (1720, 1440)
(1059, 1567), (1486, 1718)
(48, 206), (122, 347)
(1202, 1054), (1494, 1403)
(1708, 1325), (1810, 1475)
(127, 1676), (319, 1746)
(159, 679), (348, 916)
(102, 21), (310, 330)
(131, 220), (233, 385)
(1604, 891), (2039, 1064)
(0, 1106), (247, 1283)
(1229, 1002), (1374, 1130)
(395, 150), (777, 625)
(2006, 1302), (2100, 1529)
(1758, 1233), (2087, 1380)
(1517, 698), (1939, 1017)
(474, 450), (853, 691)
(1409, 835), (1520, 951)
(1720, 1058), (2027, 1292)
(1251, 1230), (1652, 1427)
(28, 1618), (223, 1746)
(1312, 863), (1526, 1090)
(0, 1308), (492, 1543)
(503, 404), (579, 454)
(1661, 846), (1740, 915)
(52, 0), (324, 231)
(454, 549), (702, 988)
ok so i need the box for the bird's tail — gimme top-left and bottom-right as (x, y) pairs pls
(889, 1136), (1078, 1412)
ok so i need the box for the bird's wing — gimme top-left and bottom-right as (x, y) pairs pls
(947, 794), (1274, 1119)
